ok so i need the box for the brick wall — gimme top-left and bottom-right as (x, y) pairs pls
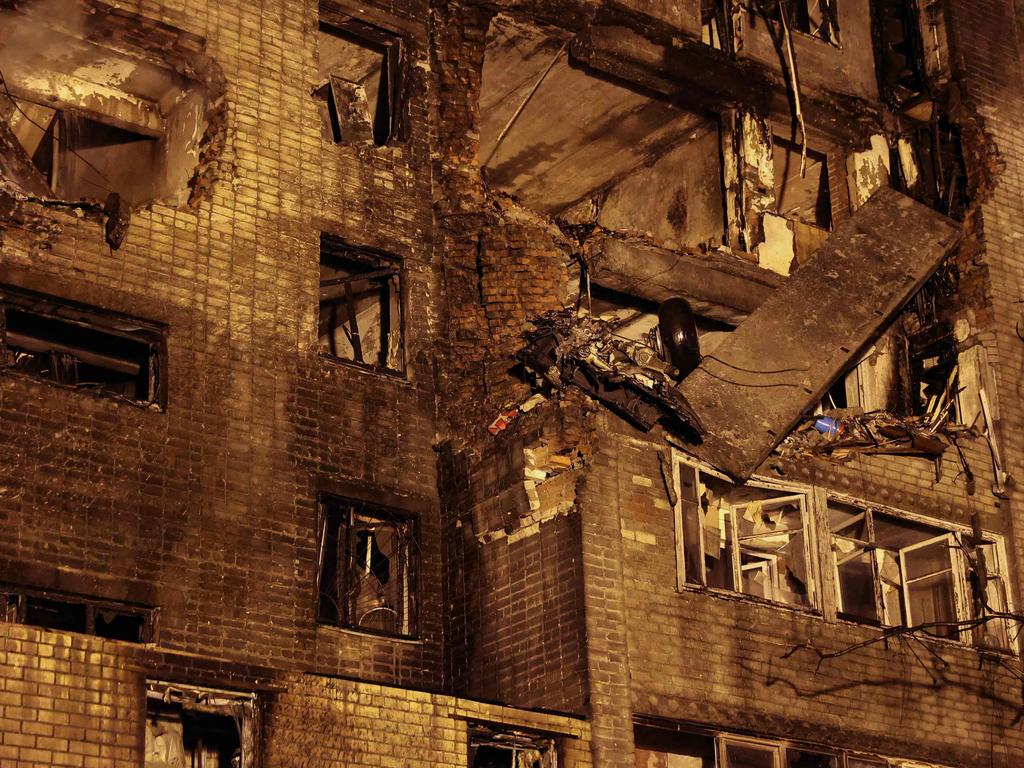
(0, 0), (443, 689)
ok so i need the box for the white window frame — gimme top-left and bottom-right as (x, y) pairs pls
(672, 450), (819, 610)
(827, 493), (1017, 652)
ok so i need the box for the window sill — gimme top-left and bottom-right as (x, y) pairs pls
(833, 614), (1017, 657)
(319, 352), (409, 383)
(316, 621), (423, 645)
(0, 367), (165, 412)
(676, 583), (822, 618)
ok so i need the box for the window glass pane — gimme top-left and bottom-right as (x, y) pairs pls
(678, 464), (704, 586)
(348, 512), (412, 635)
(785, 750), (836, 768)
(877, 549), (905, 626)
(976, 542), (1012, 650)
(873, 513), (943, 549)
(827, 501), (867, 541)
(847, 759), (887, 768)
(700, 482), (734, 591)
(724, 742), (776, 768)
(834, 543), (878, 623)
(902, 538), (957, 639)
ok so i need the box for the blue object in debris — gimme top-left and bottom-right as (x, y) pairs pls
(814, 416), (840, 437)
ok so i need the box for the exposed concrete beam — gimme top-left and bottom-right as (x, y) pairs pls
(3, 71), (165, 137)
(585, 234), (784, 325)
(678, 187), (963, 481)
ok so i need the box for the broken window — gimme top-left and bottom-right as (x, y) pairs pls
(0, 6), (215, 208)
(316, 20), (402, 146)
(973, 541), (1014, 652)
(674, 458), (814, 608)
(468, 723), (556, 768)
(829, 499), (1016, 647)
(1, 586), (154, 643)
(0, 286), (166, 408)
(317, 494), (417, 637)
(319, 234), (404, 373)
(719, 738), (839, 768)
(145, 682), (256, 768)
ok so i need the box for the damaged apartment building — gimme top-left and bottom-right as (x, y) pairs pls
(1, 0), (1024, 766)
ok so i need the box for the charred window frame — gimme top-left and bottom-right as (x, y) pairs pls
(1, 586), (155, 643)
(316, 493), (418, 638)
(828, 497), (1017, 651)
(315, 18), (404, 147)
(871, 0), (927, 109)
(319, 234), (405, 375)
(0, 286), (166, 409)
(468, 723), (557, 768)
(145, 681), (258, 768)
(673, 454), (818, 610)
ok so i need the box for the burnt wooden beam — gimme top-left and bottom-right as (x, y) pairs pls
(678, 187), (963, 481)
(585, 234), (784, 325)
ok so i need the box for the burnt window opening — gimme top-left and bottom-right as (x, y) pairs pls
(316, 20), (403, 146)
(828, 499), (1016, 649)
(5, 100), (158, 204)
(1, 587), (155, 644)
(0, 7), (216, 209)
(469, 724), (556, 768)
(762, 0), (840, 44)
(701, 0), (732, 50)
(773, 137), (831, 230)
(0, 287), (166, 408)
(674, 458), (815, 609)
(317, 494), (417, 638)
(319, 234), (404, 374)
(872, 0), (927, 109)
(145, 682), (256, 768)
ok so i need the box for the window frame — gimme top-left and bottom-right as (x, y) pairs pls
(318, 233), (406, 377)
(315, 492), (419, 639)
(467, 722), (558, 768)
(672, 452), (819, 611)
(316, 17), (405, 147)
(0, 285), (167, 409)
(827, 493), (1016, 652)
(1, 585), (156, 644)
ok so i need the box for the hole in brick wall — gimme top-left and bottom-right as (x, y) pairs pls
(145, 682), (255, 768)
(0, 285), (166, 408)
(317, 493), (417, 638)
(316, 19), (402, 146)
(1, 586), (155, 643)
(0, 3), (220, 208)
(480, 15), (726, 251)
(468, 724), (556, 768)
(318, 233), (404, 374)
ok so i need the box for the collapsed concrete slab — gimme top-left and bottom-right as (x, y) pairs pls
(678, 186), (963, 481)
(585, 234), (784, 325)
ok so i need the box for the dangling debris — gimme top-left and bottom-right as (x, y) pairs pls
(519, 308), (704, 439)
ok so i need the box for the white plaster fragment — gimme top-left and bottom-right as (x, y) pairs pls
(756, 213), (795, 276)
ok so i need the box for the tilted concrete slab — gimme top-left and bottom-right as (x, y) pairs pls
(678, 187), (963, 481)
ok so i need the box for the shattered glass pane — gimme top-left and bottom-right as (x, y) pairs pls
(834, 543), (877, 623)
(733, 496), (809, 606)
(976, 542), (1012, 651)
(678, 463), (704, 586)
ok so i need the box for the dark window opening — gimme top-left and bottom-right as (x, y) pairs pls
(871, 0), (927, 108)
(145, 682), (255, 768)
(894, 116), (968, 220)
(1, 587), (154, 643)
(317, 493), (417, 637)
(764, 0), (839, 43)
(0, 286), (165, 408)
(773, 138), (831, 230)
(316, 20), (402, 146)
(469, 724), (556, 768)
(319, 234), (404, 374)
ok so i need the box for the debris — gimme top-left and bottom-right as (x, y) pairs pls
(103, 193), (130, 250)
(518, 308), (704, 438)
(487, 409), (519, 435)
(778, 409), (962, 461)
